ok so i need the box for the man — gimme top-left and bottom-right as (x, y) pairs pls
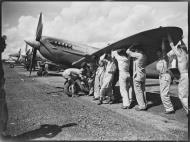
(126, 45), (147, 111)
(156, 39), (175, 114)
(87, 63), (96, 96)
(37, 61), (48, 76)
(93, 55), (106, 100)
(112, 49), (133, 109)
(87, 56), (98, 96)
(168, 34), (189, 114)
(62, 63), (89, 97)
(0, 35), (8, 137)
(97, 52), (117, 105)
(110, 57), (120, 103)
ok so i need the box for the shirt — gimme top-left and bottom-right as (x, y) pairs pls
(126, 50), (146, 72)
(156, 59), (169, 74)
(169, 42), (188, 74)
(101, 61), (116, 88)
(112, 51), (130, 72)
(126, 49), (147, 81)
(62, 68), (82, 79)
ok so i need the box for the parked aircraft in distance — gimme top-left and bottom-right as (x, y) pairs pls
(25, 13), (183, 77)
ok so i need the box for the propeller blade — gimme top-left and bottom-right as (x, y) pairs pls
(29, 48), (37, 76)
(18, 48), (21, 61)
(25, 44), (28, 53)
(27, 49), (31, 55)
(36, 12), (43, 41)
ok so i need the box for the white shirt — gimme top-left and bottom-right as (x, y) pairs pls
(126, 49), (147, 76)
(112, 51), (130, 72)
(169, 41), (188, 74)
(62, 68), (82, 79)
(156, 59), (169, 74)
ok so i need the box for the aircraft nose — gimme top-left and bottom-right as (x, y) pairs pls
(25, 40), (40, 50)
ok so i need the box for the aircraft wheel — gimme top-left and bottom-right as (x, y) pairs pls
(9, 64), (14, 68)
(63, 81), (72, 97)
(69, 84), (80, 97)
(42, 71), (48, 76)
(69, 84), (76, 94)
(37, 70), (42, 76)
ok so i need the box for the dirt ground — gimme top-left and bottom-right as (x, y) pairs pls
(1, 64), (188, 141)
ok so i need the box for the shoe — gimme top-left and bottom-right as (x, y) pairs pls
(88, 92), (94, 96)
(97, 100), (102, 105)
(93, 97), (99, 101)
(109, 101), (114, 104)
(72, 94), (79, 97)
(78, 91), (86, 95)
(164, 110), (175, 114)
(186, 113), (189, 118)
(65, 92), (72, 97)
(104, 100), (110, 104)
(121, 106), (131, 109)
(135, 107), (147, 111)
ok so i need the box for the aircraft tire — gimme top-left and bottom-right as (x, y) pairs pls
(63, 81), (72, 97)
(37, 70), (42, 76)
(9, 64), (14, 68)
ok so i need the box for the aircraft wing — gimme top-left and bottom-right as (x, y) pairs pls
(72, 26), (183, 67)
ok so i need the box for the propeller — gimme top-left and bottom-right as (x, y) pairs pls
(25, 12), (43, 76)
(17, 48), (22, 61)
(25, 43), (28, 54)
(29, 48), (37, 75)
(24, 44), (30, 63)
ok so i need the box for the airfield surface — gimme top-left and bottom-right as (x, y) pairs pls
(2, 64), (188, 141)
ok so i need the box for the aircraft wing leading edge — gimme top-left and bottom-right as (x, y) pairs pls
(72, 26), (183, 67)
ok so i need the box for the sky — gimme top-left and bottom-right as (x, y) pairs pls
(2, 1), (188, 59)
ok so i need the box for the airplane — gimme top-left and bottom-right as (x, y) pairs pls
(8, 48), (21, 62)
(4, 48), (22, 68)
(25, 13), (183, 78)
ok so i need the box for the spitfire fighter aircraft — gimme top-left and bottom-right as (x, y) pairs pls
(25, 13), (183, 77)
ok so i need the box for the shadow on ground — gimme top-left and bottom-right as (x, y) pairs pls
(3, 123), (77, 140)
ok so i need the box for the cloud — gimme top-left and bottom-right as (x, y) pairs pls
(2, 2), (188, 59)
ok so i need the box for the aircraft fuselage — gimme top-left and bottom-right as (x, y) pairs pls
(37, 36), (98, 67)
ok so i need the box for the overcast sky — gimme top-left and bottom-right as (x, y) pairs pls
(2, 1), (188, 59)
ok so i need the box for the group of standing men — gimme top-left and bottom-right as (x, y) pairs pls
(0, 33), (188, 139)
(62, 33), (189, 115)
(93, 45), (147, 112)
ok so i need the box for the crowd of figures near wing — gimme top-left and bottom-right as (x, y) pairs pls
(61, 33), (189, 114)
(0, 31), (189, 139)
